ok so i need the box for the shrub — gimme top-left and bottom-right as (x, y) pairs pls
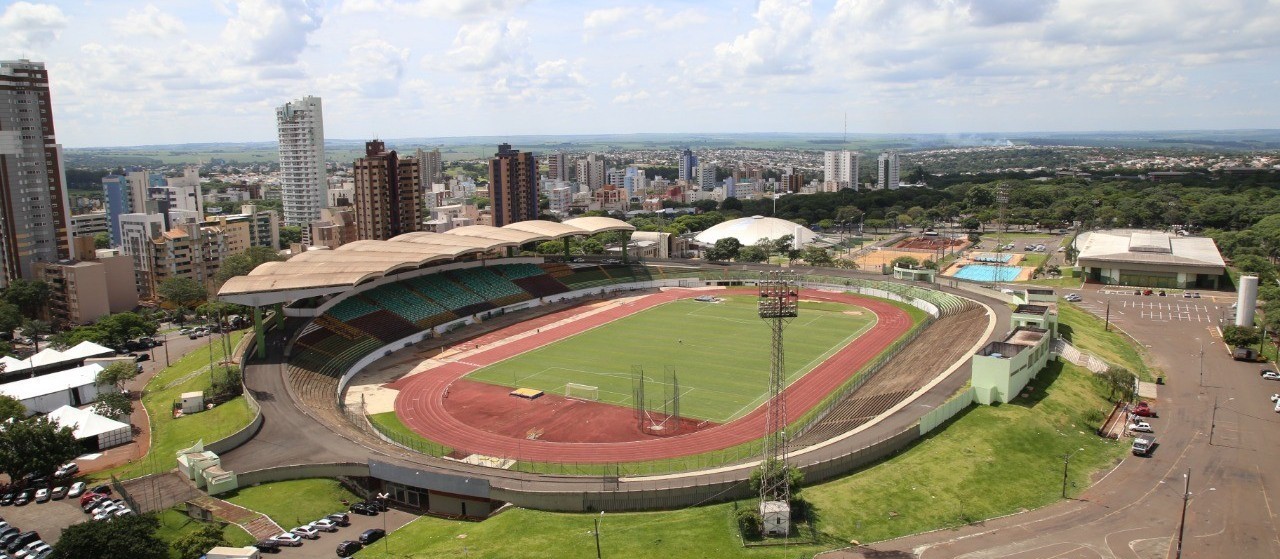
(736, 507), (762, 540)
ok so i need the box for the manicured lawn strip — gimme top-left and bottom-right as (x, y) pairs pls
(1022, 277), (1083, 287)
(99, 331), (254, 481)
(368, 412), (452, 457)
(352, 504), (828, 559)
(806, 360), (1125, 543)
(1057, 303), (1155, 380)
(1020, 252), (1048, 268)
(224, 478), (363, 529)
(154, 508), (255, 559)
(466, 296), (875, 423)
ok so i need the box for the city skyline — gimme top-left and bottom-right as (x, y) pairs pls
(2, 0), (1277, 148)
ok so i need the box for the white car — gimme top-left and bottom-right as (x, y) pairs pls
(1128, 421), (1154, 433)
(1263, 372), (1280, 381)
(1271, 393), (1279, 403)
(113, 507), (134, 517)
(271, 533), (304, 547)
(67, 482), (86, 498)
(1064, 294), (1082, 302)
(308, 519), (339, 532)
(33, 488), (49, 503)
(290, 525), (320, 540)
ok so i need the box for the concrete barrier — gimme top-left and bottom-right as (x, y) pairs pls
(236, 462), (370, 487)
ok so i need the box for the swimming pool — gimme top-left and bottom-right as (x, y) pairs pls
(953, 264), (1022, 282)
(971, 252), (1014, 263)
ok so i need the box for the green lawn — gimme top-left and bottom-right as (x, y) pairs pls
(466, 296), (876, 422)
(99, 331), (257, 481)
(1057, 303), (1156, 380)
(352, 361), (1125, 558)
(1019, 252), (1048, 268)
(368, 412), (451, 457)
(154, 508), (255, 559)
(224, 478), (363, 529)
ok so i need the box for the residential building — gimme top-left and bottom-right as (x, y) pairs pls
(415, 147), (443, 185)
(309, 207), (356, 250)
(70, 212), (109, 240)
(548, 185), (572, 215)
(118, 212), (166, 298)
(328, 183), (354, 207)
(102, 174), (128, 246)
(353, 140), (422, 240)
(0, 59), (73, 285)
(698, 163), (717, 191)
(487, 143), (538, 227)
(545, 151), (568, 181)
(877, 152), (900, 190)
(607, 167), (626, 187)
(591, 185), (627, 213)
(155, 166), (204, 214)
(210, 204), (280, 250)
(276, 95), (327, 242)
(35, 250), (137, 327)
(678, 148), (697, 182)
(784, 171), (805, 193)
(823, 150), (859, 191)
(576, 154), (604, 190)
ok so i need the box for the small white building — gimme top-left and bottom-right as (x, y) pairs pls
(0, 363), (106, 415)
(205, 546), (260, 559)
(46, 405), (133, 450)
(760, 500), (790, 537)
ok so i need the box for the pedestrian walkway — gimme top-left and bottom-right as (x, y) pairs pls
(187, 494), (283, 541)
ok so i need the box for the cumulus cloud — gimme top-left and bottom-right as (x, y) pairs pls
(221, 0), (323, 65)
(611, 72), (635, 89)
(339, 0), (529, 18)
(109, 4), (187, 37)
(583, 5), (708, 40)
(344, 39), (411, 98)
(713, 0), (813, 75)
(0, 2), (67, 49)
(444, 19), (529, 71)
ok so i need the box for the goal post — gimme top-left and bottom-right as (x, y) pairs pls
(565, 383), (600, 401)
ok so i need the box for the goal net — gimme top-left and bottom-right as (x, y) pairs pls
(565, 383), (600, 401)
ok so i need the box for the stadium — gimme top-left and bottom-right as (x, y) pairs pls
(217, 217), (997, 516)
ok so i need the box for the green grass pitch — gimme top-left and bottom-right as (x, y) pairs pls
(464, 295), (877, 423)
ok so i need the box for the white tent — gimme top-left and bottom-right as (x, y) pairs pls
(693, 215), (820, 247)
(0, 363), (105, 415)
(46, 405), (133, 450)
(0, 341), (115, 377)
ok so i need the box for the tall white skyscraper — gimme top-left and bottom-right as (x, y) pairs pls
(276, 95), (327, 242)
(823, 150), (859, 191)
(877, 152), (900, 191)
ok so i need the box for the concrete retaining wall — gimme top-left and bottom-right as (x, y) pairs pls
(236, 462), (370, 487)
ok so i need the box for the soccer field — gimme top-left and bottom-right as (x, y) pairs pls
(464, 295), (878, 423)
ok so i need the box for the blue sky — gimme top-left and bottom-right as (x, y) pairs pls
(2, 0), (1277, 147)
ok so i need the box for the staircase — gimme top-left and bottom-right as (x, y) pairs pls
(187, 495), (284, 541)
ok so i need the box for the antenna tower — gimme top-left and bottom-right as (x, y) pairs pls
(843, 112), (848, 144)
(757, 271), (799, 510)
(995, 183), (1010, 290)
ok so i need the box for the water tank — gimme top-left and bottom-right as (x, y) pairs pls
(1237, 275), (1258, 327)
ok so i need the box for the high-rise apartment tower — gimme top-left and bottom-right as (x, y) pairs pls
(877, 152), (900, 190)
(823, 150), (859, 191)
(488, 144), (537, 227)
(276, 95), (327, 242)
(354, 140), (422, 240)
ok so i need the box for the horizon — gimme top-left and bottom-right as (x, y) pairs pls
(4, 1), (1277, 148)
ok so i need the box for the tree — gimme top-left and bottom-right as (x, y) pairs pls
(890, 256), (921, 269)
(0, 301), (21, 336)
(93, 232), (111, 249)
(278, 225), (302, 248)
(3, 279), (50, 319)
(1102, 367), (1136, 401)
(157, 277), (207, 310)
(802, 246), (833, 266)
(50, 513), (167, 559)
(706, 237), (742, 262)
(0, 416), (81, 480)
(21, 319), (50, 352)
(92, 390), (133, 420)
(214, 245), (285, 286)
(692, 199), (718, 213)
(771, 235), (795, 256)
(1223, 325), (1260, 347)
(961, 216), (981, 231)
(738, 246), (768, 263)
(0, 395), (26, 422)
(720, 197), (744, 212)
(173, 523), (228, 559)
(92, 312), (159, 350)
(96, 361), (139, 390)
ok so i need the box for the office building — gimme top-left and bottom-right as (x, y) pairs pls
(415, 147), (443, 185)
(698, 164), (717, 191)
(546, 151), (568, 181)
(487, 143), (538, 227)
(823, 150), (859, 191)
(0, 59), (73, 285)
(276, 95), (327, 241)
(353, 140), (422, 240)
(678, 148), (697, 182)
(878, 152), (900, 190)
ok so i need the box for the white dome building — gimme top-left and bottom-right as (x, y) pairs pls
(694, 215), (819, 247)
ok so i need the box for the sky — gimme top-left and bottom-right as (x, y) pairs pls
(2, 0), (1278, 147)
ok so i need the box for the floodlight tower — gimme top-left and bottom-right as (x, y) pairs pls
(757, 270), (799, 534)
(995, 182), (1010, 290)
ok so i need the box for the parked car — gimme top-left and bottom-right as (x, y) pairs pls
(349, 503), (377, 516)
(289, 525), (320, 540)
(67, 482), (85, 498)
(79, 492), (105, 508)
(0, 494), (13, 506)
(1132, 435), (1156, 456)
(90, 485), (111, 496)
(48, 487), (65, 500)
(5, 532), (38, 553)
(31, 490), (47, 504)
(270, 533), (303, 547)
(1128, 420), (1154, 433)
(252, 539), (282, 554)
(308, 519), (338, 532)
(1234, 347), (1259, 362)
(336, 540), (363, 557)
(12, 492), (30, 507)
(53, 463), (77, 479)
(358, 529), (385, 545)
(1064, 293), (1082, 302)
(0, 530), (22, 550)
(134, 353), (149, 363)
(1132, 402), (1157, 417)
(326, 513), (350, 527)
(1264, 372), (1280, 381)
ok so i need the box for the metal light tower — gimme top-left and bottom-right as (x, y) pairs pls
(757, 271), (799, 525)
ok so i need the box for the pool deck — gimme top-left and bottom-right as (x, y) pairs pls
(942, 251), (1035, 282)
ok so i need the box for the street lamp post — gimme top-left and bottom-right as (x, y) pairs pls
(1061, 447), (1085, 498)
(1198, 338), (1204, 386)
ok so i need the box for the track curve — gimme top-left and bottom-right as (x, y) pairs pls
(392, 288), (912, 463)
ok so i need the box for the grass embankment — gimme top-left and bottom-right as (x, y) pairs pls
(154, 508), (255, 559)
(99, 331), (256, 481)
(1057, 303), (1156, 381)
(224, 478), (362, 529)
(352, 360), (1124, 557)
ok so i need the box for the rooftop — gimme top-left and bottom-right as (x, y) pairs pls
(1014, 304), (1050, 315)
(1075, 229), (1225, 268)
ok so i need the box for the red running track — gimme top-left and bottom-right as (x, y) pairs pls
(392, 288), (912, 463)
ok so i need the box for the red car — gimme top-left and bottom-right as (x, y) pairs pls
(1133, 402), (1157, 417)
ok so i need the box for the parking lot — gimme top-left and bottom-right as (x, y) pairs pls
(268, 507), (417, 558)
(1070, 292), (1226, 324)
(0, 491), (91, 547)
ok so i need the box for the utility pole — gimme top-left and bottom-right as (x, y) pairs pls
(1175, 469), (1191, 558)
(594, 511), (604, 558)
(1061, 447), (1084, 498)
(1198, 338), (1204, 387)
(1105, 300), (1111, 332)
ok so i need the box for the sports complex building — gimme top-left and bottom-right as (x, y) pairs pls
(208, 216), (1009, 518)
(1073, 229), (1226, 289)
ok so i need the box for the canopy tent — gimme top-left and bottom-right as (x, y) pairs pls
(46, 404), (133, 450)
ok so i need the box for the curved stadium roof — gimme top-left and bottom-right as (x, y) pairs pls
(693, 215), (819, 247)
(217, 217), (634, 306)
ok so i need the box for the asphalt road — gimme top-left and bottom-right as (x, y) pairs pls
(835, 286), (1279, 558)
